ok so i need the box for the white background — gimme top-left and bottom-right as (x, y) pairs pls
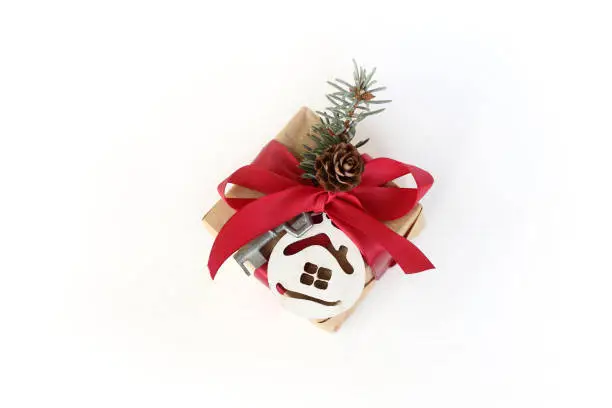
(1, 1), (611, 407)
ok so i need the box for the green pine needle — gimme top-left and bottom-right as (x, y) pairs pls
(354, 138), (370, 148)
(326, 81), (347, 93)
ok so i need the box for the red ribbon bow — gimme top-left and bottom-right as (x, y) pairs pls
(208, 140), (434, 279)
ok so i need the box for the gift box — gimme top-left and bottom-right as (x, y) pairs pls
(203, 107), (427, 332)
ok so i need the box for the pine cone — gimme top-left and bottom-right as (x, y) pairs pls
(314, 143), (364, 192)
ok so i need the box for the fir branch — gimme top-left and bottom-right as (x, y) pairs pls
(299, 61), (391, 181)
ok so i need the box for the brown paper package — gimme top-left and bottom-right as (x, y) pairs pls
(203, 107), (425, 332)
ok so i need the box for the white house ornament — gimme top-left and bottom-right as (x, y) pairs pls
(267, 213), (366, 319)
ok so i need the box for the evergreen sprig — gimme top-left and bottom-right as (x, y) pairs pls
(300, 60), (391, 180)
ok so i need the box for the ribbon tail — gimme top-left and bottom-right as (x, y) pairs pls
(327, 201), (434, 275)
(208, 186), (321, 278)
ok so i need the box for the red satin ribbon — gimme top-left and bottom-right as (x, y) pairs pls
(208, 140), (434, 279)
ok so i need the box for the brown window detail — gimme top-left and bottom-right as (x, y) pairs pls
(300, 273), (315, 285)
(303, 262), (318, 274)
(314, 280), (328, 290)
(317, 267), (332, 280)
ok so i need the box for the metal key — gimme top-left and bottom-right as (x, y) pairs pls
(233, 213), (314, 276)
